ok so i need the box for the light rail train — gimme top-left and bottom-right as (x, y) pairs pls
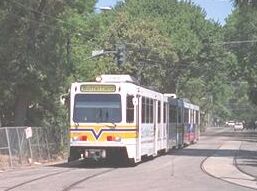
(67, 74), (200, 164)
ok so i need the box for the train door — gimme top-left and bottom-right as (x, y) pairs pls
(177, 105), (183, 148)
(189, 108), (194, 143)
(135, 95), (141, 163)
(153, 99), (158, 155)
(183, 107), (189, 145)
(168, 103), (177, 148)
(192, 110), (196, 142)
(194, 109), (200, 142)
(163, 102), (168, 150)
(157, 101), (162, 151)
(196, 110), (200, 140)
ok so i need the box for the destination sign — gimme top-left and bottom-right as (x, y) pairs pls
(80, 85), (116, 92)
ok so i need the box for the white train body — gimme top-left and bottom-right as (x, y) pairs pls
(68, 75), (200, 164)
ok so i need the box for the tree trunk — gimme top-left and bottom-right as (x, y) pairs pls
(14, 86), (31, 126)
(13, 1), (46, 126)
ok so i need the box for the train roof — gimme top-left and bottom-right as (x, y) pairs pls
(71, 75), (166, 98)
(72, 75), (198, 109)
(167, 97), (199, 110)
(183, 101), (199, 110)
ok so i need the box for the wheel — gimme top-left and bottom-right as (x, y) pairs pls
(127, 158), (137, 167)
(68, 147), (80, 162)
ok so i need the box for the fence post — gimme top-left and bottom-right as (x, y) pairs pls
(5, 127), (13, 168)
(16, 128), (22, 165)
(28, 137), (33, 164)
(36, 128), (42, 160)
(45, 136), (51, 161)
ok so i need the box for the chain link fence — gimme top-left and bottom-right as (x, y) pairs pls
(0, 126), (68, 169)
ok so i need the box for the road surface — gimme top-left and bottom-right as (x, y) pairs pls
(1, 127), (256, 191)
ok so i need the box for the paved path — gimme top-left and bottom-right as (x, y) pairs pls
(202, 130), (257, 190)
(236, 136), (257, 178)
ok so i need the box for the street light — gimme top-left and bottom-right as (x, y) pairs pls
(99, 6), (112, 11)
(90, 43), (126, 66)
(94, 6), (113, 13)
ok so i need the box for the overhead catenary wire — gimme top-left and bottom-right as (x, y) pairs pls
(217, 39), (257, 45)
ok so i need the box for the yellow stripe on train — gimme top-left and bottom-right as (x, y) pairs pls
(69, 123), (138, 141)
(70, 123), (137, 129)
(70, 131), (137, 141)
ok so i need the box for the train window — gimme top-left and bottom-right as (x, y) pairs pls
(184, 108), (189, 123)
(141, 97), (154, 124)
(142, 97), (146, 123)
(191, 110), (194, 123)
(149, 99), (153, 123)
(163, 103), (167, 123)
(126, 95), (134, 123)
(146, 98), (150, 123)
(158, 101), (161, 123)
(73, 94), (121, 123)
(196, 111), (199, 124)
(178, 107), (182, 123)
(169, 105), (177, 123)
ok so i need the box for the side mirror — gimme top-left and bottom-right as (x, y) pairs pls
(60, 95), (66, 105)
(60, 94), (70, 106)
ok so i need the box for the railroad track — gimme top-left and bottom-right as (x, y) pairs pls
(62, 168), (116, 191)
(4, 161), (117, 191)
(200, 137), (257, 191)
(5, 169), (72, 191)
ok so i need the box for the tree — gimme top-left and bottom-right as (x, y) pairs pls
(233, 0), (257, 7)
(225, 1), (257, 106)
(0, 0), (96, 126)
(73, 0), (234, 126)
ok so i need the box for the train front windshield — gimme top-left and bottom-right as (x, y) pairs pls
(73, 94), (121, 123)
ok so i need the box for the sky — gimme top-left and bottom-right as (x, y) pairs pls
(95, 0), (234, 25)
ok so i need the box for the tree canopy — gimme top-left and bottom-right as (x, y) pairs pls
(0, 0), (256, 129)
(223, 0), (257, 120)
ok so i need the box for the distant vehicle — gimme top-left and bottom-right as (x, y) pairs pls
(234, 122), (244, 131)
(226, 121), (235, 128)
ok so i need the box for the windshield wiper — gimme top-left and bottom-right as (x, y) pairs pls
(75, 122), (79, 128)
(105, 122), (117, 129)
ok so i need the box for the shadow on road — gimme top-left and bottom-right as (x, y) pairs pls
(48, 128), (257, 170)
(48, 159), (134, 169)
(202, 130), (257, 142)
(168, 147), (257, 158)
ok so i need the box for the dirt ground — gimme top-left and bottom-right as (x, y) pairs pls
(0, 153), (67, 171)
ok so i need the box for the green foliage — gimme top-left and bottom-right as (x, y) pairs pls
(89, 0), (236, 123)
(1, 0), (256, 132)
(224, 1), (257, 120)
(0, 0), (96, 128)
(233, 0), (257, 8)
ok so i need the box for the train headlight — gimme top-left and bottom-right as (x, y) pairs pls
(115, 136), (121, 142)
(107, 136), (121, 142)
(72, 136), (79, 141)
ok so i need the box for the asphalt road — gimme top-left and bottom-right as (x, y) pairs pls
(0, 127), (256, 191)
